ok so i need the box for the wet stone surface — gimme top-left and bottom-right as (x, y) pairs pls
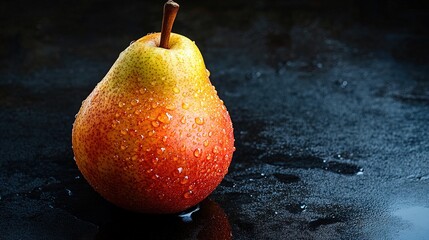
(1, 0), (429, 239)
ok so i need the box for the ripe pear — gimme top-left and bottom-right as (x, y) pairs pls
(72, 1), (234, 214)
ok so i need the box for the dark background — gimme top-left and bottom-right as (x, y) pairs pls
(1, 0), (429, 239)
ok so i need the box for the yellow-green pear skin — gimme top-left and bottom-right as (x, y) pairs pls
(72, 33), (235, 214)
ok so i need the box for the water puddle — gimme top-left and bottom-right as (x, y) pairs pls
(177, 204), (200, 223)
(308, 215), (342, 231)
(393, 206), (429, 240)
(285, 203), (307, 214)
(273, 173), (300, 184)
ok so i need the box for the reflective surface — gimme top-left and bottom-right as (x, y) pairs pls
(1, 0), (429, 239)
(392, 206), (429, 240)
(95, 200), (232, 240)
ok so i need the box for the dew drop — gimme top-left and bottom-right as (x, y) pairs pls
(148, 130), (156, 136)
(182, 102), (190, 109)
(158, 112), (172, 123)
(181, 176), (189, 184)
(118, 102), (125, 108)
(208, 131), (213, 137)
(192, 123), (197, 129)
(139, 88), (146, 94)
(206, 69), (210, 77)
(151, 121), (160, 128)
(206, 153), (212, 160)
(115, 113), (120, 118)
(148, 112), (157, 120)
(177, 167), (183, 174)
(120, 145), (127, 150)
(184, 190), (193, 199)
(195, 117), (204, 125)
(120, 129), (127, 135)
(173, 87), (180, 94)
(203, 140), (209, 147)
(213, 146), (219, 154)
(180, 116), (186, 124)
(194, 148), (202, 158)
(162, 136), (168, 142)
(131, 99), (139, 106)
(151, 102), (159, 109)
(156, 147), (166, 155)
(158, 193), (165, 200)
(66, 189), (73, 196)
(166, 103), (175, 110)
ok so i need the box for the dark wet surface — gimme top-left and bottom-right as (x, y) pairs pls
(1, 0), (429, 239)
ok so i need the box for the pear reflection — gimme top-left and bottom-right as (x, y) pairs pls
(95, 199), (232, 240)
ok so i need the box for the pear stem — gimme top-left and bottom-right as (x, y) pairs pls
(160, 0), (180, 49)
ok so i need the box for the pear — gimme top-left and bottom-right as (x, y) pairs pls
(72, 0), (235, 214)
